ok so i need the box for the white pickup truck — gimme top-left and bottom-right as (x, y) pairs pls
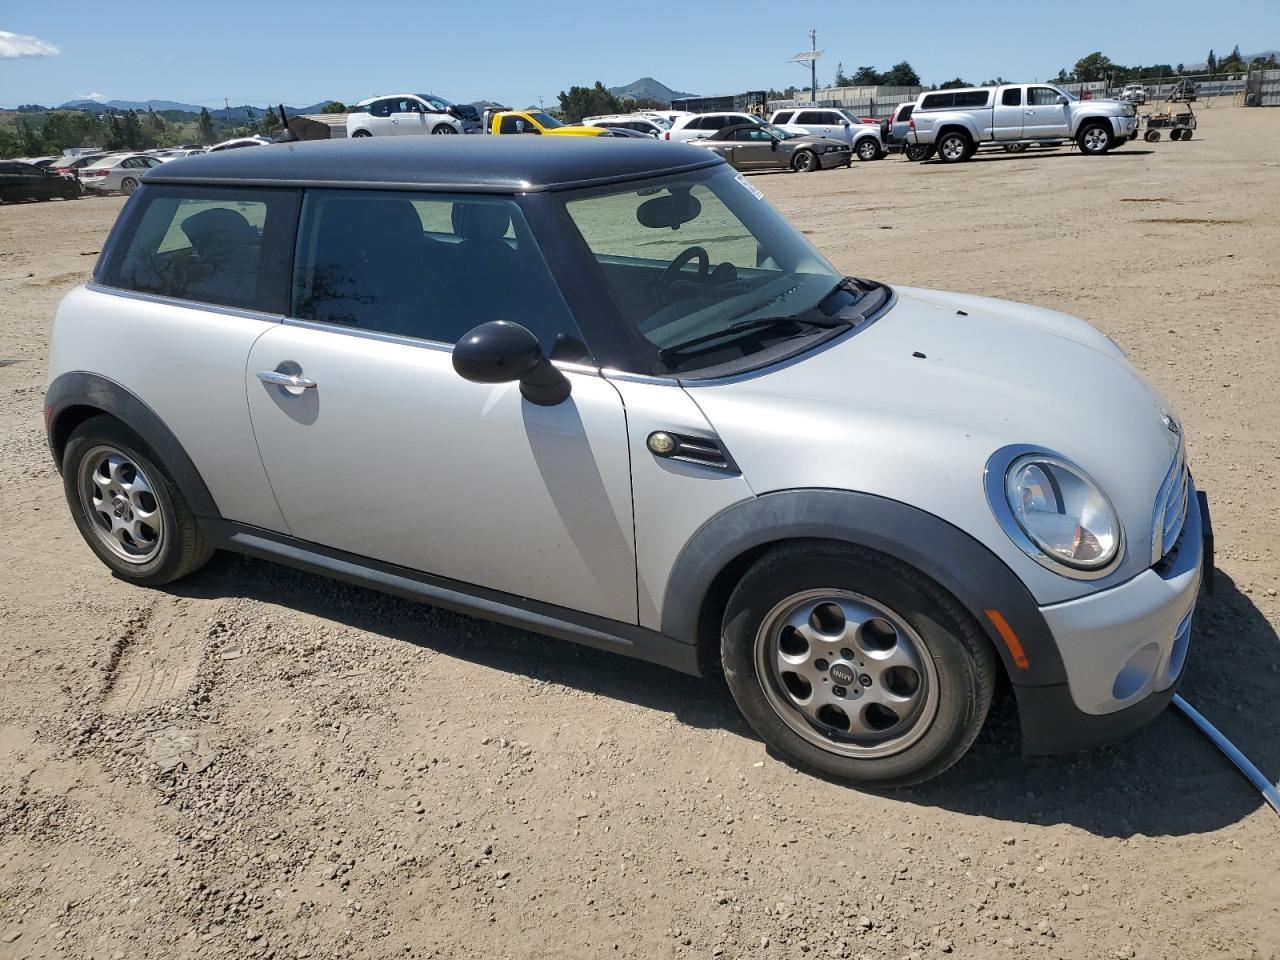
(907, 83), (1138, 163)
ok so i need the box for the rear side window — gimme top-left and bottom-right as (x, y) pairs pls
(920, 93), (953, 110)
(773, 111), (794, 124)
(1001, 88), (1023, 106)
(369, 99), (393, 118)
(291, 190), (590, 359)
(897, 104), (914, 120)
(100, 185), (300, 313)
(953, 91), (990, 107)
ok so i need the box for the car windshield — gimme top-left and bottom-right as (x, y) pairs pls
(563, 165), (862, 373)
(528, 111), (563, 128)
(418, 94), (453, 110)
(758, 123), (793, 139)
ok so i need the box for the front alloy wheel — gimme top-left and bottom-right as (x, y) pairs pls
(431, 123), (458, 134)
(721, 542), (996, 787)
(1079, 124), (1112, 154)
(856, 139), (881, 161)
(791, 150), (817, 173)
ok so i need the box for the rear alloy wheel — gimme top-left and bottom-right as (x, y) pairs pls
(791, 150), (818, 173)
(721, 542), (996, 787)
(856, 138), (882, 161)
(120, 177), (139, 196)
(937, 132), (971, 163)
(431, 123), (458, 135)
(351, 129), (372, 138)
(1078, 123), (1113, 155)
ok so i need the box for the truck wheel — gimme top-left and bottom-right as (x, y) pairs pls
(1144, 129), (1161, 142)
(937, 131), (972, 163)
(905, 144), (933, 162)
(791, 150), (818, 173)
(856, 139), (882, 161)
(431, 123), (458, 135)
(721, 541), (996, 788)
(1077, 122), (1113, 155)
(62, 415), (213, 587)
(351, 129), (372, 138)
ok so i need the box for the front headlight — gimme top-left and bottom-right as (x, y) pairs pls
(1004, 455), (1121, 571)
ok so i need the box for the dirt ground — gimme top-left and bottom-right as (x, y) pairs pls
(1, 105), (1278, 960)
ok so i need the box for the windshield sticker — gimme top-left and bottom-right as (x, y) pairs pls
(735, 174), (765, 200)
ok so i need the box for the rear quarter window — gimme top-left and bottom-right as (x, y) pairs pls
(99, 185), (301, 314)
(919, 93), (953, 110)
(954, 91), (991, 107)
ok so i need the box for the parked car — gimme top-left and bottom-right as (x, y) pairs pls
(152, 148), (208, 162)
(767, 108), (885, 161)
(582, 114), (667, 137)
(640, 109), (693, 126)
(908, 84), (1139, 162)
(884, 103), (932, 160)
(664, 112), (764, 142)
(1118, 84), (1148, 105)
(1169, 79), (1198, 103)
(49, 153), (109, 178)
(0, 160), (82, 201)
(487, 110), (607, 136)
(347, 93), (482, 137)
(79, 154), (164, 195)
(691, 123), (851, 172)
(46, 136), (1209, 788)
(209, 136), (271, 152)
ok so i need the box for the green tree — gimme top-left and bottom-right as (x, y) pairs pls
(1072, 51), (1115, 82)
(881, 61), (921, 86)
(556, 81), (621, 122)
(1206, 49), (1217, 74)
(937, 77), (971, 90)
(259, 105), (280, 136)
(143, 107), (167, 145)
(1176, 63), (1185, 74)
(833, 62), (849, 87)
(197, 107), (216, 144)
(319, 100), (349, 113)
(120, 109), (147, 149)
(1056, 68), (1071, 83)
(850, 65), (881, 85)
(1219, 44), (1245, 73)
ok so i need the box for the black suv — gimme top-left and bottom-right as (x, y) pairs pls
(0, 160), (82, 202)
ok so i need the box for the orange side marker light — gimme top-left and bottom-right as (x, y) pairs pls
(983, 608), (1030, 670)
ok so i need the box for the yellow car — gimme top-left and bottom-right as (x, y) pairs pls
(489, 110), (607, 136)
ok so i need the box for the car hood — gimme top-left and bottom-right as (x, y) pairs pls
(685, 286), (1184, 604)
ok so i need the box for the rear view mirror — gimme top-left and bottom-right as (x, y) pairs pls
(1057, 95), (1069, 104)
(637, 192), (702, 230)
(453, 321), (571, 406)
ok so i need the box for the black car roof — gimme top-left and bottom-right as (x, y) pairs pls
(143, 136), (724, 194)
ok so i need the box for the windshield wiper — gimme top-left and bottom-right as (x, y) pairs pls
(658, 314), (850, 359)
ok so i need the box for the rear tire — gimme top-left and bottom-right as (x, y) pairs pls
(904, 143), (933, 162)
(791, 150), (818, 173)
(1077, 122), (1113, 155)
(936, 131), (972, 163)
(721, 541), (996, 788)
(351, 129), (372, 138)
(120, 177), (138, 196)
(62, 416), (212, 587)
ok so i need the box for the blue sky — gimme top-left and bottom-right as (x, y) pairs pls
(2, 0), (1276, 109)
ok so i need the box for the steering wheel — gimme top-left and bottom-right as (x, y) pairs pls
(654, 245), (710, 303)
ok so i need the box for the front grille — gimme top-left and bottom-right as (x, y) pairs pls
(1151, 440), (1189, 564)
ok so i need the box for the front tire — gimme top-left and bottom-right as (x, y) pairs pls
(936, 131), (972, 163)
(351, 129), (372, 138)
(1077, 122), (1113, 155)
(855, 138), (882, 161)
(791, 150), (818, 173)
(1145, 129), (1161, 142)
(62, 416), (212, 587)
(721, 542), (996, 787)
(431, 123), (458, 135)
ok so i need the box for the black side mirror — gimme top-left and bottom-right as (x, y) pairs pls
(452, 321), (571, 406)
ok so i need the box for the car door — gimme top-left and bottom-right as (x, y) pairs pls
(992, 86), (1025, 139)
(731, 127), (779, 169)
(246, 189), (638, 622)
(1024, 86), (1071, 139)
(389, 97), (428, 136)
(364, 98), (396, 136)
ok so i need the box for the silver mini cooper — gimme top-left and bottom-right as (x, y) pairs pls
(46, 137), (1210, 786)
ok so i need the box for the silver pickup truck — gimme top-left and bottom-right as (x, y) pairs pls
(908, 83), (1138, 163)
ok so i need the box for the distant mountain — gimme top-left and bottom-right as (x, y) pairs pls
(56, 98), (339, 120)
(608, 77), (696, 104)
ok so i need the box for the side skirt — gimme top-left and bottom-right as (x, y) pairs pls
(207, 521), (702, 677)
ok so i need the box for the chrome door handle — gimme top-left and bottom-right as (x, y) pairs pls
(256, 370), (316, 389)
(1025, 110), (1035, 115)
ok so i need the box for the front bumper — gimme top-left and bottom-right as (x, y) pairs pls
(1017, 483), (1210, 753)
(819, 149), (853, 168)
(1115, 115), (1138, 138)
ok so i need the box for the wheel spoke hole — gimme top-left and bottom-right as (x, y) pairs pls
(864, 703), (900, 731)
(858, 617), (898, 653)
(781, 671), (811, 703)
(808, 602), (846, 637)
(778, 626), (809, 658)
(815, 704), (851, 732)
(882, 666), (920, 699)
(136, 491), (157, 513)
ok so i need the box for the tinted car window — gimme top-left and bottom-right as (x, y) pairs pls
(773, 111), (794, 124)
(796, 111), (819, 124)
(1028, 87), (1062, 106)
(896, 104), (914, 120)
(292, 190), (589, 359)
(920, 93), (952, 110)
(953, 91), (991, 107)
(101, 185), (300, 314)
(369, 100), (393, 118)
(1001, 87), (1023, 106)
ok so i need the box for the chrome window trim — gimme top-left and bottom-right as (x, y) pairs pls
(983, 443), (1126, 582)
(85, 281), (285, 324)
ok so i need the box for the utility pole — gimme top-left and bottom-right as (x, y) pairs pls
(789, 30), (824, 106)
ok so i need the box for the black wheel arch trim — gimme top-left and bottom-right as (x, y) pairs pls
(661, 489), (1068, 689)
(45, 371), (222, 520)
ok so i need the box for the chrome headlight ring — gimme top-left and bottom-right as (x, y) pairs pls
(984, 444), (1125, 581)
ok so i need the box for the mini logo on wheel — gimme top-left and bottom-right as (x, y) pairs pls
(1162, 414), (1179, 435)
(829, 663), (857, 686)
